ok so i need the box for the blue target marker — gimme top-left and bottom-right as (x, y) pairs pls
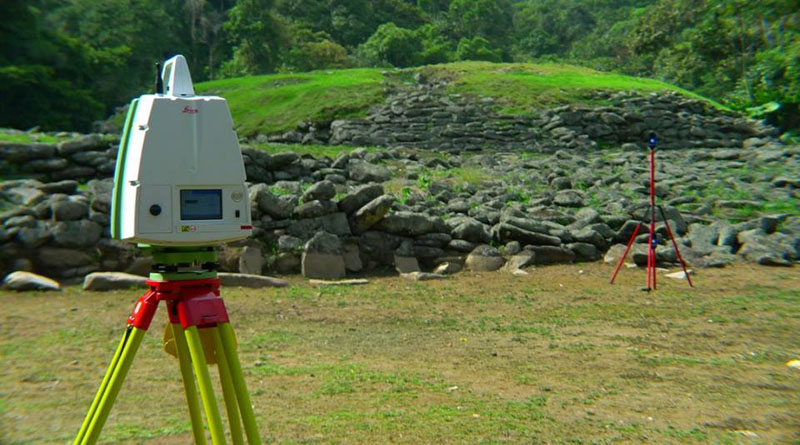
(648, 132), (658, 149)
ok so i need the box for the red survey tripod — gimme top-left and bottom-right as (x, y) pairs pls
(610, 133), (693, 290)
(75, 248), (261, 444)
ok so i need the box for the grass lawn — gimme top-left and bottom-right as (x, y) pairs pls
(421, 61), (722, 114)
(0, 130), (69, 144)
(195, 69), (386, 139)
(2, 263), (798, 443)
(247, 142), (383, 159)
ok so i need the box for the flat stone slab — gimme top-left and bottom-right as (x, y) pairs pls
(3, 271), (61, 291)
(402, 272), (448, 281)
(433, 262), (462, 275)
(505, 252), (535, 271)
(665, 269), (694, 280)
(83, 272), (147, 291)
(218, 272), (290, 288)
(309, 279), (369, 286)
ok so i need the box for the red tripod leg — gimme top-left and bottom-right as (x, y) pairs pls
(651, 247), (657, 290)
(648, 147), (657, 291)
(658, 206), (694, 288)
(649, 233), (658, 290)
(128, 289), (160, 330)
(610, 223), (641, 284)
(646, 225), (654, 290)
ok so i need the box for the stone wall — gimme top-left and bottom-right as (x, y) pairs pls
(0, 134), (118, 182)
(328, 92), (543, 151)
(1, 142), (798, 281)
(0, 90), (782, 184)
(540, 91), (780, 150)
(1, 88), (796, 282)
(268, 87), (781, 152)
(0, 178), (135, 279)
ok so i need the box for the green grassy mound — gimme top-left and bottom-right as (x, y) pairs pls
(196, 68), (385, 139)
(196, 62), (719, 139)
(422, 61), (718, 114)
(0, 130), (73, 144)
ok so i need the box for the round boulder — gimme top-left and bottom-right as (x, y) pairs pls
(465, 244), (505, 272)
(301, 180), (336, 203)
(301, 231), (346, 279)
(83, 272), (147, 291)
(350, 194), (395, 235)
(51, 220), (102, 248)
(52, 199), (89, 221)
(348, 160), (392, 183)
(3, 271), (61, 291)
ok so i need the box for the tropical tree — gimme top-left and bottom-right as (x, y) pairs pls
(448, 0), (512, 57)
(360, 22), (422, 67)
(456, 36), (502, 62)
(0, 0), (105, 130)
(222, 0), (287, 75)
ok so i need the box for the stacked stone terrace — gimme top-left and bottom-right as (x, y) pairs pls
(0, 87), (797, 282)
(270, 86), (779, 152)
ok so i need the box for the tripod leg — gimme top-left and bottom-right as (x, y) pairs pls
(657, 206), (694, 287)
(218, 323), (261, 445)
(172, 323), (209, 445)
(650, 224), (658, 290)
(649, 147), (657, 291)
(185, 325), (227, 445)
(646, 237), (651, 290)
(610, 223), (641, 284)
(80, 326), (147, 445)
(649, 244), (657, 290)
(212, 327), (245, 445)
(74, 328), (129, 444)
(651, 238), (658, 290)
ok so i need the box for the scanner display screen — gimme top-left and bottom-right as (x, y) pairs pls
(180, 189), (222, 220)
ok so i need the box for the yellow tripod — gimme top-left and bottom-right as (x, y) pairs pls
(74, 250), (261, 444)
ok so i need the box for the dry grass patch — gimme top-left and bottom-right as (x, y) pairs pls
(1, 264), (798, 443)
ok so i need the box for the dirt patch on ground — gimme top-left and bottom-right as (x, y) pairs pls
(1, 263), (798, 443)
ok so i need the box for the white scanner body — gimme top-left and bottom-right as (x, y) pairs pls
(111, 55), (252, 246)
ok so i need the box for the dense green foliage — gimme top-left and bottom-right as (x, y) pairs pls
(0, 0), (105, 130)
(1, 0), (798, 132)
(222, 0), (286, 75)
(625, 0), (799, 129)
(360, 22), (422, 67)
